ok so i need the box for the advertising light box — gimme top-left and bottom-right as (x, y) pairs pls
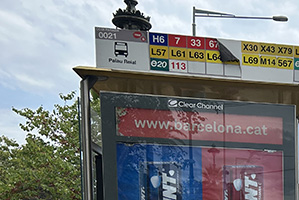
(95, 27), (299, 84)
(100, 92), (296, 200)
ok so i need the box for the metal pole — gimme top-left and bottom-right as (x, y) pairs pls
(192, 6), (288, 36)
(80, 76), (97, 200)
(192, 6), (196, 36)
(193, 14), (288, 21)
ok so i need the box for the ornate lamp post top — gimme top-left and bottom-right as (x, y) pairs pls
(112, 0), (152, 31)
(124, 0), (138, 12)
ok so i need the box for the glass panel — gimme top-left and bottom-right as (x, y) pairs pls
(91, 95), (102, 147)
(116, 143), (283, 199)
(100, 92), (296, 200)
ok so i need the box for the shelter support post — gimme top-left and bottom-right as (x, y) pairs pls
(80, 76), (97, 200)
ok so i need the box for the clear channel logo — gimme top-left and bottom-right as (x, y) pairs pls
(168, 99), (178, 108)
(167, 99), (223, 111)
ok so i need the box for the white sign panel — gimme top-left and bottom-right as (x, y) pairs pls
(95, 27), (149, 71)
(95, 27), (299, 84)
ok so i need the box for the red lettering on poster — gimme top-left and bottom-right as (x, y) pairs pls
(116, 108), (283, 145)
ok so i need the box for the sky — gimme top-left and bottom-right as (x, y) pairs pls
(1, 0), (299, 144)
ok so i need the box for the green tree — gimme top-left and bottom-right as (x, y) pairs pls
(0, 92), (81, 199)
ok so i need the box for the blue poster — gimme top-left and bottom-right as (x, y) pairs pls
(117, 143), (203, 200)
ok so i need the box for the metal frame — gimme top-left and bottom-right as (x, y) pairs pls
(80, 76), (98, 200)
(100, 91), (296, 199)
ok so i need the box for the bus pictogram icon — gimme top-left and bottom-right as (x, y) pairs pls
(114, 42), (128, 57)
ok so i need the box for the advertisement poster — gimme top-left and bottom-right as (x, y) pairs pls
(100, 92), (296, 200)
(117, 144), (283, 200)
(116, 107), (283, 145)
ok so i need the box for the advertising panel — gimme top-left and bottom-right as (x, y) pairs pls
(116, 107), (283, 145)
(95, 27), (299, 84)
(117, 144), (283, 200)
(100, 92), (296, 200)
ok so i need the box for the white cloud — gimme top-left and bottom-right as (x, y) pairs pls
(14, 73), (55, 90)
(0, 10), (34, 43)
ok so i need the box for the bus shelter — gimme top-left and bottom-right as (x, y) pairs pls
(74, 24), (299, 200)
(74, 65), (299, 200)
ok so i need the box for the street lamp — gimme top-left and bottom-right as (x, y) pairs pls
(192, 6), (288, 36)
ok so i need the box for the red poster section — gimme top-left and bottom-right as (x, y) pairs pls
(201, 148), (283, 200)
(116, 108), (283, 145)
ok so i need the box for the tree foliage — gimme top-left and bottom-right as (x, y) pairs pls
(0, 92), (81, 199)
